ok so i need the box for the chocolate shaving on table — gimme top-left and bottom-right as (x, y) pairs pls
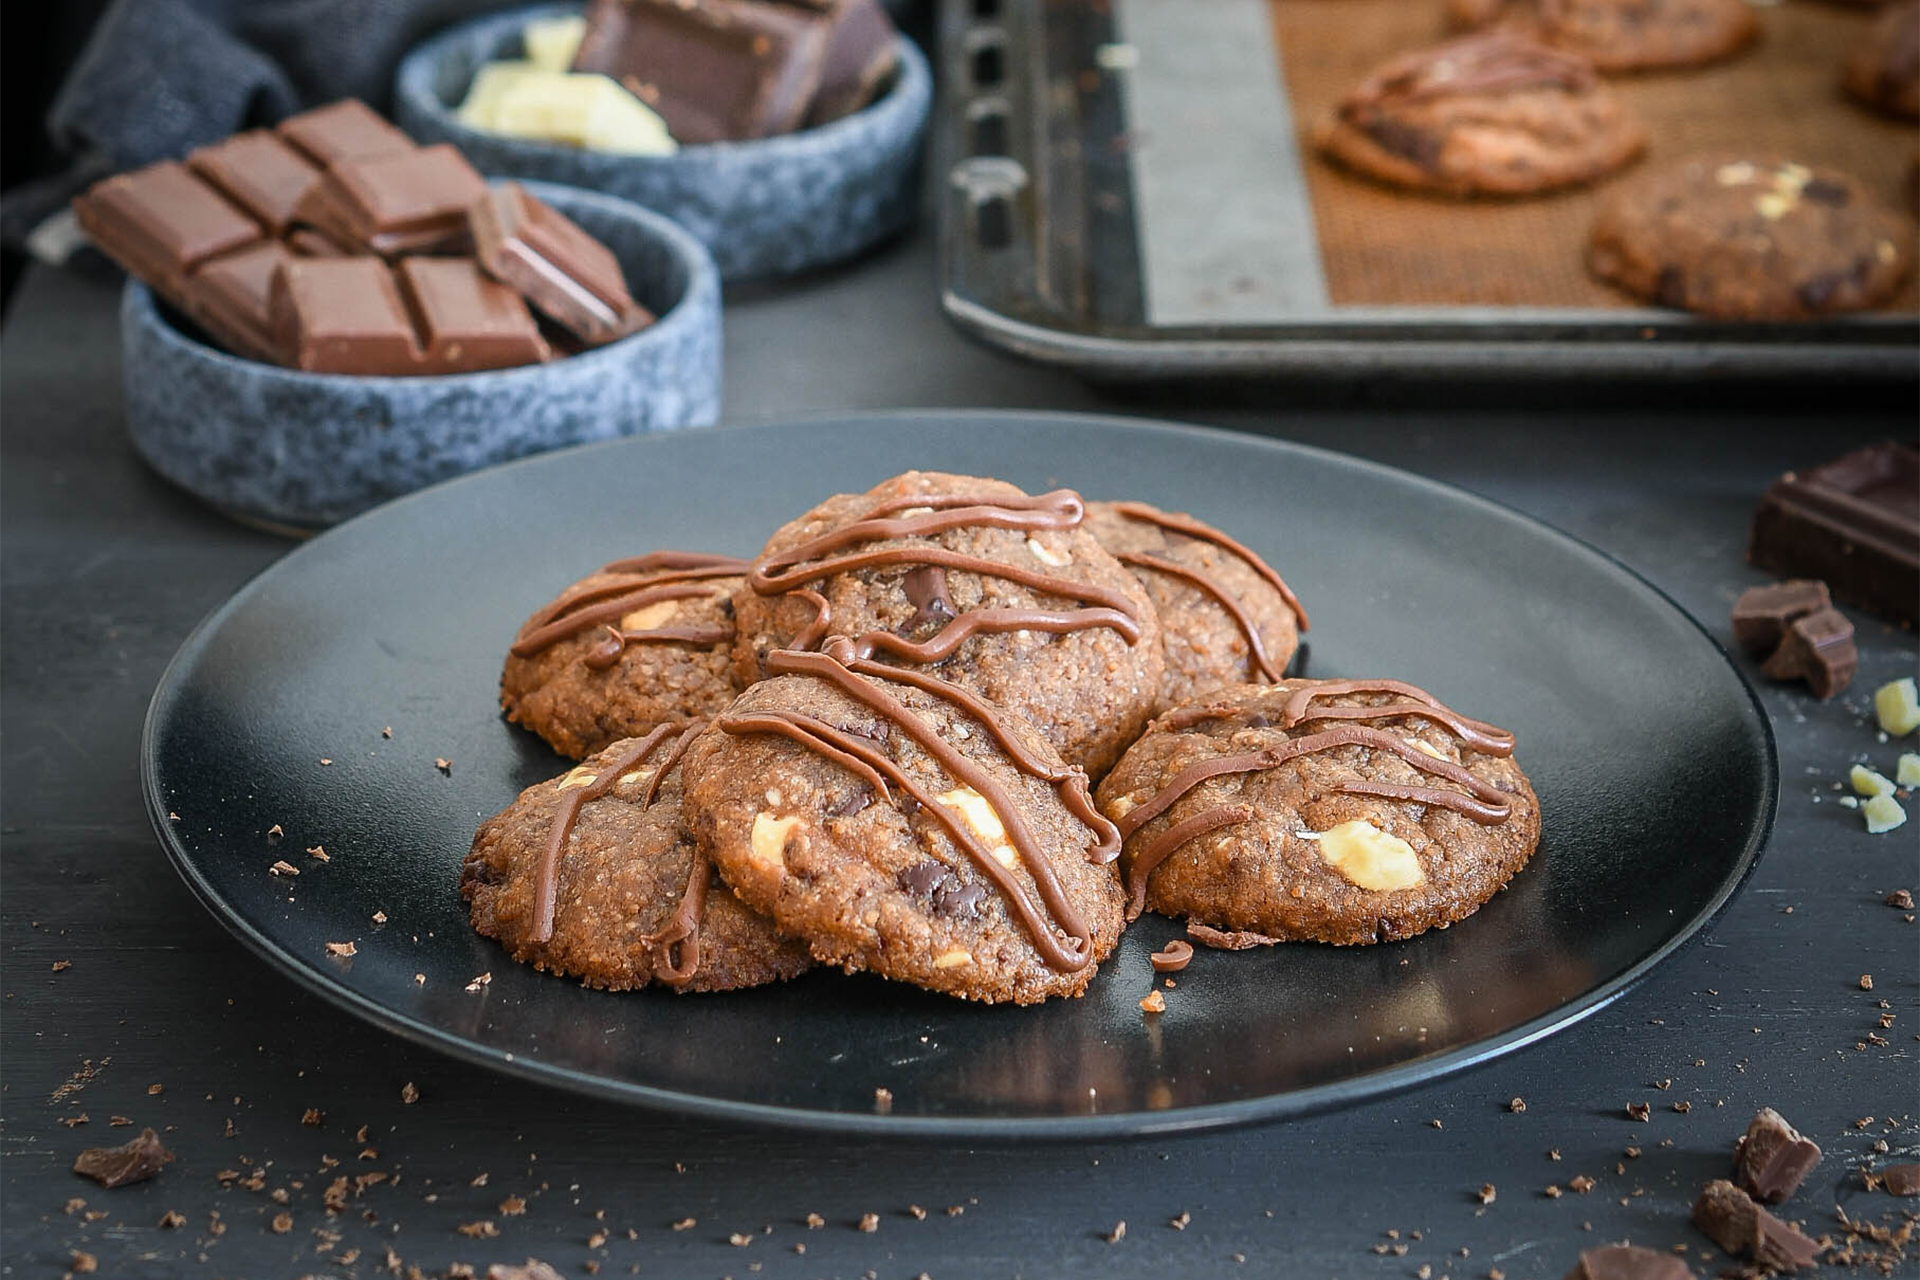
(73, 1128), (175, 1188)
(510, 552), (748, 659)
(718, 639), (1117, 971)
(1734, 1107), (1822, 1203)
(1103, 500), (1309, 631)
(747, 489), (1144, 661)
(1692, 1179), (1822, 1271)
(1187, 922), (1283, 950)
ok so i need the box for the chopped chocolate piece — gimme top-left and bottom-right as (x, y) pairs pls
(277, 99), (415, 167)
(187, 130), (321, 235)
(571, 0), (829, 143)
(1561, 1244), (1692, 1280)
(1888, 889), (1915, 909)
(1877, 1163), (1920, 1196)
(1759, 607), (1857, 698)
(469, 183), (651, 346)
(1187, 922), (1282, 950)
(1734, 1108), (1822, 1203)
(487, 1262), (567, 1280)
(1749, 443), (1920, 627)
(803, 0), (897, 125)
(1149, 939), (1194, 972)
(1692, 1179), (1821, 1270)
(72, 160), (263, 302)
(72, 1128), (175, 1188)
(187, 241), (294, 364)
(270, 258), (423, 375)
(397, 258), (550, 373)
(293, 144), (485, 258)
(1731, 580), (1832, 655)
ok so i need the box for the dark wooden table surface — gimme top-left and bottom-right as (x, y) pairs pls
(3, 231), (1916, 1280)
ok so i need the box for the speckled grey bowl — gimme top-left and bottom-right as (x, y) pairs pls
(394, 3), (930, 282)
(121, 182), (720, 533)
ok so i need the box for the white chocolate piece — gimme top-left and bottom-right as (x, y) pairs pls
(466, 66), (677, 155)
(523, 15), (587, 72)
(1412, 740), (1446, 760)
(751, 812), (803, 868)
(1863, 792), (1907, 835)
(1897, 753), (1920, 787)
(619, 599), (682, 631)
(1025, 536), (1071, 567)
(933, 948), (973, 969)
(937, 786), (1018, 868)
(557, 766), (598, 790)
(1851, 764), (1896, 798)
(457, 61), (537, 129)
(1317, 820), (1423, 892)
(1874, 677), (1920, 736)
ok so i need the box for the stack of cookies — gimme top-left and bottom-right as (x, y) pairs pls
(463, 472), (1541, 1005)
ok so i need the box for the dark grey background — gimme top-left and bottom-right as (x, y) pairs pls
(3, 226), (1917, 1279)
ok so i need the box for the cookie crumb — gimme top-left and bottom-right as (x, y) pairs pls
(269, 860), (299, 877)
(1626, 1101), (1651, 1122)
(158, 1209), (186, 1228)
(1888, 889), (1914, 909)
(325, 941), (356, 957)
(68, 1250), (97, 1274)
(728, 1232), (751, 1247)
(52, 960), (71, 972)
(671, 1218), (696, 1231)
(302, 1108), (323, 1126)
(271, 1212), (293, 1233)
(1169, 1211), (1191, 1230)
(1860, 974), (1874, 990)
(1508, 1097), (1526, 1113)
(435, 758), (452, 775)
(1544, 1185), (1563, 1199)
(499, 1197), (526, 1217)
(458, 1220), (499, 1238)
(908, 1204), (927, 1220)
(804, 1213), (824, 1229)
(400, 1081), (419, 1104)
(1140, 990), (1166, 1014)
(306, 845), (329, 861)
(464, 973), (491, 993)
(857, 1212), (879, 1233)
(1569, 1175), (1596, 1194)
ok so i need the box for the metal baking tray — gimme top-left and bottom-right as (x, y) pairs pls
(935, 0), (1920, 379)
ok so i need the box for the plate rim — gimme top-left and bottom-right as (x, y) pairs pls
(141, 409), (1780, 1140)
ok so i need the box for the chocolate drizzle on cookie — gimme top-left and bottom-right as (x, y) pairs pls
(531, 719), (718, 987)
(717, 638), (1121, 972)
(510, 552), (747, 661)
(1112, 686), (1518, 917)
(1104, 501), (1309, 632)
(747, 489), (1144, 664)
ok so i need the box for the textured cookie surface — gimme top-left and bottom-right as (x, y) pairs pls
(731, 471), (1163, 779)
(463, 727), (812, 992)
(1446, 0), (1759, 70)
(501, 552), (746, 760)
(1587, 153), (1915, 318)
(1844, 2), (1920, 119)
(1095, 679), (1541, 946)
(1317, 33), (1646, 197)
(683, 644), (1127, 1004)
(1083, 500), (1307, 713)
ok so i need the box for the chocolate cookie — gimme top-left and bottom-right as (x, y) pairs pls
(463, 724), (812, 992)
(682, 639), (1128, 1004)
(731, 472), (1163, 779)
(502, 551), (747, 760)
(1082, 501), (1308, 713)
(1587, 153), (1916, 318)
(1317, 33), (1646, 197)
(1844, 1), (1920, 119)
(1447, 0), (1759, 71)
(1095, 679), (1540, 946)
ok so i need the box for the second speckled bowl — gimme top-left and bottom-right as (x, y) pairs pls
(395, 4), (931, 282)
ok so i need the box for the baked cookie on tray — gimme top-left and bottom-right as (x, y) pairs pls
(1447, 0), (1759, 72)
(1082, 500), (1309, 713)
(501, 551), (747, 760)
(464, 723), (813, 992)
(1094, 679), (1540, 947)
(1587, 154), (1915, 318)
(1843, 1), (1919, 119)
(731, 471), (1163, 779)
(682, 639), (1128, 1004)
(1317, 32), (1646, 197)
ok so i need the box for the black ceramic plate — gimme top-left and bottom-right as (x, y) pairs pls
(143, 412), (1776, 1138)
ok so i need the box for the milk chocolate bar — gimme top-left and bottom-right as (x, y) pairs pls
(1749, 442), (1920, 626)
(471, 183), (652, 346)
(272, 256), (550, 376)
(805, 0), (897, 125)
(72, 160), (262, 300)
(398, 257), (552, 373)
(187, 131), (321, 235)
(188, 241), (295, 363)
(277, 98), (415, 167)
(571, 0), (828, 143)
(292, 143), (487, 257)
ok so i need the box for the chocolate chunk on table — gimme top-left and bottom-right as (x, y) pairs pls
(470, 183), (651, 346)
(72, 160), (263, 301)
(188, 241), (295, 364)
(187, 131), (321, 235)
(72, 1128), (175, 1188)
(571, 0), (828, 143)
(397, 258), (551, 373)
(1749, 442), (1920, 627)
(1733, 1107), (1822, 1203)
(277, 98), (416, 167)
(1731, 580), (1831, 655)
(1692, 1179), (1821, 1271)
(1872, 1162), (1920, 1196)
(293, 143), (486, 258)
(271, 257), (425, 375)
(1562, 1243), (1693, 1280)
(1758, 606), (1857, 699)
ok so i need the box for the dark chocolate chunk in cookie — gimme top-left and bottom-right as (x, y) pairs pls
(1083, 500), (1307, 713)
(1096, 679), (1540, 946)
(501, 551), (747, 759)
(1317, 33), (1646, 197)
(1588, 154), (1915, 319)
(464, 724), (811, 992)
(731, 471), (1163, 779)
(684, 639), (1127, 1004)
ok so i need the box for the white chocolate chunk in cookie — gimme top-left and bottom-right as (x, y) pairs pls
(937, 786), (1019, 868)
(751, 812), (804, 869)
(558, 766), (598, 790)
(1025, 535), (1071, 567)
(1317, 820), (1423, 892)
(620, 599), (683, 631)
(932, 948), (973, 969)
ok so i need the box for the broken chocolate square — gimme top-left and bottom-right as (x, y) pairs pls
(72, 1128), (175, 1188)
(1692, 1179), (1821, 1271)
(1733, 1107), (1822, 1203)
